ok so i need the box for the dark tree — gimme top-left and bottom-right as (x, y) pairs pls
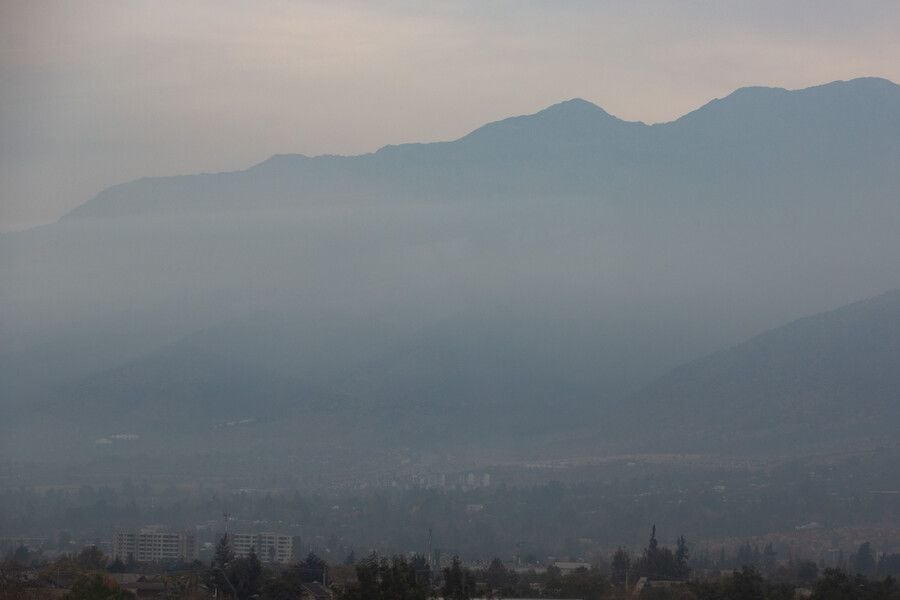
(63, 573), (134, 599)
(545, 564), (563, 594)
(811, 568), (856, 600)
(611, 547), (631, 586)
(342, 554), (431, 600)
(796, 560), (819, 584)
(634, 526), (680, 580)
(106, 557), (126, 573)
(213, 534), (235, 569)
(231, 547), (263, 600)
(442, 556), (474, 600)
(736, 542), (756, 568)
(205, 534), (237, 599)
(559, 566), (610, 600)
(879, 554), (900, 577)
(0, 560), (29, 599)
(7, 545), (30, 565)
(297, 552), (327, 583)
(484, 557), (514, 593)
(762, 543), (777, 573)
(675, 535), (690, 579)
(76, 546), (108, 571)
(728, 566), (765, 600)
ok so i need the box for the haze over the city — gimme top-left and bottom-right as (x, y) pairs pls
(2, 4), (900, 599)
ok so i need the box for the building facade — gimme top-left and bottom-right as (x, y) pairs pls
(231, 532), (294, 564)
(112, 526), (197, 563)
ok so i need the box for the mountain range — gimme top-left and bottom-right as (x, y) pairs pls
(2, 77), (899, 470)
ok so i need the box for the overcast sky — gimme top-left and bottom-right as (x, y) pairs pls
(2, 0), (899, 231)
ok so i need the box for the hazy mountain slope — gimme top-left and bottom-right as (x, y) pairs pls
(56, 341), (322, 428)
(3, 78), (900, 464)
(628, 290), (900, 453)
(12, 308), (699, 456)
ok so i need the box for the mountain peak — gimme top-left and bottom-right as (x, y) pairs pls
(540, 97), (607, 114)
(458, 97), (638, 147)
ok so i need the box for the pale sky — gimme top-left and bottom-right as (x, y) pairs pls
(2, 0), (899, 231)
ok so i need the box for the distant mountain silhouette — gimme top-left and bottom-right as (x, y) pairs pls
(3, 77), (900, 465)
(61, 77), (900, 220)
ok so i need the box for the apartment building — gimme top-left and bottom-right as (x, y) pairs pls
(112, 526), (197, 563)
(231, 532), (294, 564)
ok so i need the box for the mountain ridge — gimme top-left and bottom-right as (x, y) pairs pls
(625, 288), (900, 453)
(57, 76), (900, 222)
(4, 76), (900, 466)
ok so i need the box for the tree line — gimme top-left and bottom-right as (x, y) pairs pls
(3, 528), (900, 599)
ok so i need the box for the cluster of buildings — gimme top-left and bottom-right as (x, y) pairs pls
(112, 526), (294, 565)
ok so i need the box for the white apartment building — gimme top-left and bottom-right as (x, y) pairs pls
(230, 532), (294, 564)
(112, 526), (197, 563)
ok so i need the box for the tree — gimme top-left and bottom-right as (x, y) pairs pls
(409, 554), (432, 591)
(878, 553), (900, 577)
(7, 545), (30, 565)
(231, 547), (263, 600)
(762, 543), (777, 574)
(559, 567), (609, 600)
(63, 573), (134, 599)
(675, 535), (690, 579)
(544, 564), (563, 595)
(76, 546), (108, 571)
(0, 560), (29, 600)
(796, 560), (819, 584)
(297, 552), (327, 583)
(345, 555), (379, 600)
(342, 554), (431, 600)
(442, 556), (474, 600)
(811, 568), (855, 600)
(261, 562), (309, 600)
(634, 526), (680, 580)
(212, 533), (234, 569)
(213, 534), (235, 570)
(484, 557), (513, 593)
(107, 557), (126, 573)
(727, 566), (764, 600)
(611, 547), (631, 586)
(205, 535), (238, 599)
(736, 542), (756, 568)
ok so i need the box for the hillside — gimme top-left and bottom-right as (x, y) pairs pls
(627, 290), (900, 453)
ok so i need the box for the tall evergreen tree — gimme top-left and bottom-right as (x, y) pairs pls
(611, 547), (631, 586)
(442, 556), (474, 600)
(675, 535), (690, 580)
(213, 534), (235, 570)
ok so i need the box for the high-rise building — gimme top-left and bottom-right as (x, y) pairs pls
(231, 532), (294, 564)
(112, 526), (197, 563)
